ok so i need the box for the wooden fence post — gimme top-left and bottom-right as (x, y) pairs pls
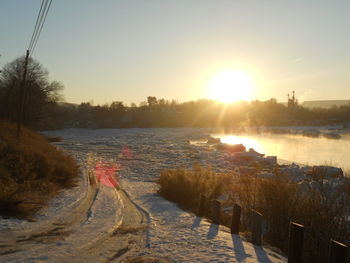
(231, 204), (241, 234)
(329, 240), (347, 263)
(251, 210), (263, 246)
(198, 194), (206, 216)
(211, 199), (221, 225)
(288, 222), (304, 263)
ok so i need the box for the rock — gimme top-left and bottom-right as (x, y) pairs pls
(231, 151), (253, 161)
(207, 136), (221, 144)
(247, 148), (264, 157)
(232, 149), (275, 166)
(218, 143), (246, 153)
(280, 163), (306, 181)
(257, 156), (277, 166)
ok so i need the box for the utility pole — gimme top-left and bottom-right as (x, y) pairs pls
(17, 50), (30, 138)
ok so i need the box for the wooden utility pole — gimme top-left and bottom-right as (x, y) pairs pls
(17, 50), (30, 138)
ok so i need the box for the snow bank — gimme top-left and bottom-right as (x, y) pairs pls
(122, 179), (286, 262)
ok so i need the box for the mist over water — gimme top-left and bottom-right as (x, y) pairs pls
(214, 133), (350, 172)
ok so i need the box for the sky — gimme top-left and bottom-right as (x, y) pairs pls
(0, 0), (349, 105)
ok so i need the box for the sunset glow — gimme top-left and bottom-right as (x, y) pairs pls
(207, 70), (254, 103)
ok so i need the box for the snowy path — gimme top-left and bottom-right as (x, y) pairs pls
(121, 179), (286, 263)
(0, 181), (128, 262)
(0, 156), (147, 262)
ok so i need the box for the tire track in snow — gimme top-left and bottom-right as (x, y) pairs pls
(0, 158), (147, 262)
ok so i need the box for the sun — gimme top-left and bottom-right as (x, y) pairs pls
(207, 70), (254, 103)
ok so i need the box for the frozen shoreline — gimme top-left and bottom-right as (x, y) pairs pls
(1, 128), (290, 262)
(4, 127), (348, 262)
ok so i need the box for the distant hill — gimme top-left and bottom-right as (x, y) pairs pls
(301, 100), (350, 109)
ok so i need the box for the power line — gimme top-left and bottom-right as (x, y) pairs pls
(28, 0), (45, 52)
(30, 0), (52, 56)
(28, 0), (53, 56)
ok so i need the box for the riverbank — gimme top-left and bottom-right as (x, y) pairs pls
(1, 127), (289, 262)
(0, 121), (79, 218)
(2, 127), (347, 262)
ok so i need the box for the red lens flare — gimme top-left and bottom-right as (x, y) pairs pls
(94, 161), (120, 187)
(121, 146), (133, 159)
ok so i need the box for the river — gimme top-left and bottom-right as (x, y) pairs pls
(212, 132), (350, 172)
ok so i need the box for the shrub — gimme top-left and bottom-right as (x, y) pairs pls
(157, 164), (233, 213)
(229, 172), (350, 262)
(158, 165), (350, 263)
(0, 120), (79, 218)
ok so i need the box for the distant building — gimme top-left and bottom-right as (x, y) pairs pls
(287, 91), (298, 109)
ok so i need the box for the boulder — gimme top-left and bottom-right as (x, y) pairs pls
(232, 149), (275, 166)
(280, 163), (306, 181)
(207, 136), (221, 144)
(247, 148), (264, 157)
(218, 143), (246, 153)
(257, 156), (277, 166)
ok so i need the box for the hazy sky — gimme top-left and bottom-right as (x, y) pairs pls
(1, 0), (349, 105)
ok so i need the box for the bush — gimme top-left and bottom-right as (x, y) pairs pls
(233, 174), (350, 263)
(157, 164), (232, 213)
(158, 165), (350, 263)
(0, 120), (79, 218)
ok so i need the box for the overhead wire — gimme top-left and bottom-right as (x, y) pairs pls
(28, 0), (53, 56)
(28, 0), (45, 52)
(30, 0), (52, 56)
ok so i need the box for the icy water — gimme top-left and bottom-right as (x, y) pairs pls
(46, 127), (350, 171)
(213, 132), (350, 172)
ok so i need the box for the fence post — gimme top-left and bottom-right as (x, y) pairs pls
(288, 222), (304, 263)
(211, 199), (221, 225)
(198, 194), (206, 216)
(251, 210), (263, 246)
(329, 240), (347, 263)
(231, 204), (241, 234)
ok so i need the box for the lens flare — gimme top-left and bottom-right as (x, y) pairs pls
(95, 161), (120, 187)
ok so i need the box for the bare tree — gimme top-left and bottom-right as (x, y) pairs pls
(0, 56), (64, 129)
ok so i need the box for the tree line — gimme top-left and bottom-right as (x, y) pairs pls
(1, 56), (350, 130)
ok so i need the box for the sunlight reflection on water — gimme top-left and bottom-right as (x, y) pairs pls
(213, 133), (350, 172)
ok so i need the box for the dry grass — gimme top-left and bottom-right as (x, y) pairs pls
(124, 257), (171, 263)
(157, 165), (350, 263)
(239, 174), (350, 263)
(0, 120), (79, 218)
(157, 164), (232, 214)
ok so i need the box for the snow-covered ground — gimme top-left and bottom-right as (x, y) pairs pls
(121, 179), (285, 262)
(1, 128), (287, 262)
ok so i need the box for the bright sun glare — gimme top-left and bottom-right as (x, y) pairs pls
(208, 70), (254, 103)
